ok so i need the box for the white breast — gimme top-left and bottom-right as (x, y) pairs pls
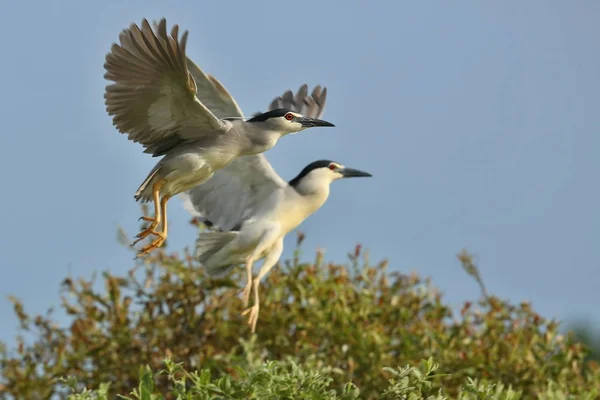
(274, 187), (329, 234)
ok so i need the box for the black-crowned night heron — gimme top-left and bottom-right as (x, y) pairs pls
(103, 18), (334, 257)
(181, 98), (372, 332)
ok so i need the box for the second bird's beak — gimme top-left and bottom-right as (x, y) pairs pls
(341, 167), (372, 178)
(297, 117), (335, 128)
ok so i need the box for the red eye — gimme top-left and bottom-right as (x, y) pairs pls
(329, 164), (336, 170)
(285, 113), (294, 121)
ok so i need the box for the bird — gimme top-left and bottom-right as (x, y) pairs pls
(103, 18), (335, 257)
(182, 153), (372, 332)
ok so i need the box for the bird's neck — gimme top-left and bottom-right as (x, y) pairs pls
(238, 125), (282, 155)
(291, 178), (331, 210)
(279, 182), (330, 234)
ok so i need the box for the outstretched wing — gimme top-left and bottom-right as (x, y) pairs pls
(254, 84), (328, 119)
(181, 84), (329, 231)
(104, 18), (228, 157)
(181, 155), (288, 231)
(184, 60), (245, 120)
(149, 20), (245, 121)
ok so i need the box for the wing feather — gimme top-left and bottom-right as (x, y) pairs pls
(256, 84), (328, 119)
(181, 155), (287, 231)
(149, 20), (245, 121)
(104, 18), (227, 156)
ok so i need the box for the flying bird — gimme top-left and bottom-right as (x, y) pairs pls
(183, 158), (372, 332)
(182, 130), (372, 332)
(104, 18), (334, 257)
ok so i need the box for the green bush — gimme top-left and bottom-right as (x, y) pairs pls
(1, 217), (599, 399)
(63, 358), (595, 400)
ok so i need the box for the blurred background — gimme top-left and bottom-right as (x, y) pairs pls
(0, 0), (598, 346)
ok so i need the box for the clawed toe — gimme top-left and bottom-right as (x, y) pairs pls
(241, 305), (260, 333)
(136, 235), (166, 257)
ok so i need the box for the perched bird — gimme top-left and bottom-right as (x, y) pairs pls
(182, 155), (372, 332)
(103, 18), (334, 257)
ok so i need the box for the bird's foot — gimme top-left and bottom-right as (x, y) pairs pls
(130, 218), (160, 246)
(241, 282), (252, 308)
(131, 230), (159, 247)
(241, 304), (260, 333)
(135, 233), (166, 258)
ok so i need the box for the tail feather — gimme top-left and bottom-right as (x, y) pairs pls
(195, 232), (238, 277)
(203, 263), (235, 278)
(134, 166), (161, 202)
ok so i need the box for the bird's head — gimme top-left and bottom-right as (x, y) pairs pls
(247, 108), (335, 135)
(289, 160), (372, 190)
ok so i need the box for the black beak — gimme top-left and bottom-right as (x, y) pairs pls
(297, 117), (335, 128)
(341, 167), (372, 178)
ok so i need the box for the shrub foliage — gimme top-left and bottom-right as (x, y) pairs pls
(1, 219), (599, 399)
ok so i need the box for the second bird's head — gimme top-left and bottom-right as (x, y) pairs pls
(247, 108), (335, 135)
(289, 160), (372, 189)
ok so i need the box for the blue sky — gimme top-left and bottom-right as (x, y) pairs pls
(0, 1), (598, 345)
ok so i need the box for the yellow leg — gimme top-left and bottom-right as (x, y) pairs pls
(241, 277), (260, 333)
(241, 257), (254, 307)
(136, 194), (170, 257)
(240, 239), (283, 333)
(131, 180), (165, 246)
